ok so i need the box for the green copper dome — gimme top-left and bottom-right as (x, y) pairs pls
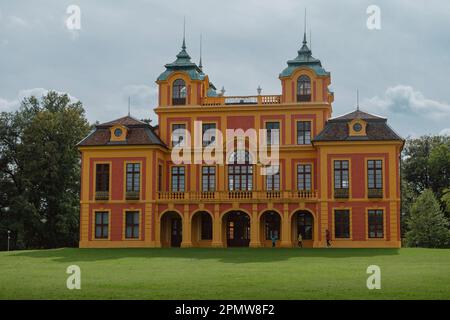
(279, 34), (330, 78)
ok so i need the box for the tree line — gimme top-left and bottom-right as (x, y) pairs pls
(0, 92), (449, 249)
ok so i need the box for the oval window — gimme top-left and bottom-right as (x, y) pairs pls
(353, 123), (362, 132)
(114, 128), (123, 137)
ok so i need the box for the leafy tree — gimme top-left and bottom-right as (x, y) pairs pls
(405, 189), (450, 248)
(402, 136), (450, 197)
(0, 92), (90, 249)
(441, 188), (450, 219)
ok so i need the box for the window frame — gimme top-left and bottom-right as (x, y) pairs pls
(265, 165), (280, 191)
(172, 79), (187, 105)
(297, 164), (312, 191)
(367, 209), (384, 239)
(124, 210), (140, 240)
(367, 159), (383, 190)
(334, 209), (351, 239)
(201, 166), (216, 192)
(202, 123), (217, 147)
(95, 163), (110, 193)
(297, 75), (312, 102)
(265, 121), (280, 146)
(171, 166), (186, 192)
(94, 210), (110, 240)
(171, 123), (186, 147)
(125, 162), (141, 193)
(296, 121), (312, 145)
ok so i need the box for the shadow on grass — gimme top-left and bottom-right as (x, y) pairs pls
(8, 247), (400, 264)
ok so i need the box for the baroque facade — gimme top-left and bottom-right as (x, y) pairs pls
(78, 33), (403, 248)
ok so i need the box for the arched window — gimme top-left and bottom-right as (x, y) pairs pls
(228, 150), (253, 191)
(172, 79), (186, 105)
(297, 75), (311, 102)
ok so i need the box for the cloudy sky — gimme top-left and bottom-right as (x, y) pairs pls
(1, 0), (449, 137)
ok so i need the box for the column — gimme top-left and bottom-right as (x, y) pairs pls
(212, 204), (223, 247)
(249, 204), (261, 247)
(181, 204), (192, 247)
(280, 203), (292, 247)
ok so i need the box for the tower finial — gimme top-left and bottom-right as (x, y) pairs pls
(199, 33), (203, 70)
(128, 96), (131, 116)
(303, 8), (307, 45)
(182, 16), (186, 50)
(309, 29), (312, 51)
(356, 89), (360, 111)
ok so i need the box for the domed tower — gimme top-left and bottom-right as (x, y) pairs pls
(279, 31), (334, 109)
(156, 35), (215, 107)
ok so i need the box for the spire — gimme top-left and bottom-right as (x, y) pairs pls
(128, 96), (131, 116)
(199, 33), (203, 71)
(356, 89), (360, 111)
(303, 8), (307, 45)
(182, 16), (186, 50)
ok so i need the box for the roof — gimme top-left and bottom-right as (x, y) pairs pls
(157, 40), (205, 82)
(280, 35), (330, 78)
(313, 109), (403, 142)
(77, 116), (167, 148)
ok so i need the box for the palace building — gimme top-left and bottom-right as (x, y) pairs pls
(77, 31), (404, 248)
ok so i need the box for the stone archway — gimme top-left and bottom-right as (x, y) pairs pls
(160, 211), (183, 247)
(259, 211), (282, 247)
(191, 211), (213, 247)
(222, 210), (251, 247)
(291, 210), (314, 248)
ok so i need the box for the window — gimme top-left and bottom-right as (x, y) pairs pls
(172, 79), (186, 105)
(297, 75), (311, 102)
(264, 212), (280, 240)
(297, 121), (311, 145)
(202, 123), (216, 147)
(95, 164), (110, 192)
(158, 164), (163, 192)
(334, 210), (350, 238)
(334, 160), (349, 198)
(201, 212), (213, 240)
(125, 211), (140, 239)
(95, 212), (109, 239)
(228, 151), (253, 191)
(266, 165), (280, 191)
(171, 166), (185, 192)
(126, 163), (140, 192)
(172, 123), (186, 147)
(297, 164), (312, 191)
(265, 122), (280, 145)
(202, 166), (216, 192)
(368, 209), (384, 238)
(368, 160), (383, 198)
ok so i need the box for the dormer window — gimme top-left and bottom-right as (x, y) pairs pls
(348, 119), (367, 137)
(109, 125), (127, 142)
(172, 79), (186, 105)
(297, 75), (311, 102)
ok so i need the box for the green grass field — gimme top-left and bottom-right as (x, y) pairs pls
(0, 248), (449, 299)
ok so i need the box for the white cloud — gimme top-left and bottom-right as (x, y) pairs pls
(364, 85), (450, 121)
(0, 88), (78, 112)
(440, 128), (450, 136)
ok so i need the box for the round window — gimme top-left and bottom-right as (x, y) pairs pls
(353, 123), (362, 132)
(114, 128), (123, 137)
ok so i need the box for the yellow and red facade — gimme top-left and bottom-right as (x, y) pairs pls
(78, 35), (403, 248)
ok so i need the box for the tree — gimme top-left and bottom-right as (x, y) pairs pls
(441, 188), (450, 219)
(0, 92), (91, 249)
(405, 189), (450, 248)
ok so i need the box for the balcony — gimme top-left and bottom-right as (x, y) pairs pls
(368, 188), (383, 199)
(125, 191), (140, 201)
(156, 190), (318, 202)
(334, 188), (349, 199)
(95, 191), (109, 201)
(201, 95), (281, 107)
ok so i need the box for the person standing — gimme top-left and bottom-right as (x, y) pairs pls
(297, 233), (303, 248)
(271, 234), (277, 248)
(326, 229), (331, 247)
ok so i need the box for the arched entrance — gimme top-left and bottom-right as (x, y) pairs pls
(223, 211), (251, 247)
(291, 210), (314, 247)
(260, 211), (281, 247)
(191, 211), (213, 247)
(160, 211), (182, 247)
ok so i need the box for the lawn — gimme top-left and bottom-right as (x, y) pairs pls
(0, 248), (449, 299)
